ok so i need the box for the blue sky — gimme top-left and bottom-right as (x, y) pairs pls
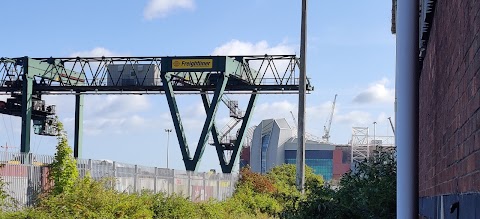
(0, 0), (395, 172)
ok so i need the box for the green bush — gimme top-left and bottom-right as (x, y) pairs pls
(34, 177), (153, 219)
(301, 148), (397, 219)
(151, 193), (198, 219)
(0, 148), (396, 219)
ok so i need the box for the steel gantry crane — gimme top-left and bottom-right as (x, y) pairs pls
(0, 55), (313, 173)
(322, 94), (337, 143)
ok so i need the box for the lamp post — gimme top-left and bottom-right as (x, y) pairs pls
(165, 129), (172, 169)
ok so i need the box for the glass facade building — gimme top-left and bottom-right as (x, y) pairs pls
(260, 133), (271, 174)
(284, 150), (334, 181)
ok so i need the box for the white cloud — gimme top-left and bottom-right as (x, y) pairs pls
(70, 47), (126, 57)
(58, 47), (155, 135)
(252, 100), (296, 124)
(87, 95), (150, 117)
(353, 78), (395, 104)
(82, 114), (150, 135)
(212, 40), (297, 80)
(306, 101), (336, 123)
(212, 40), (295, 56)
(144, 0), (195, 20)
(335, 110), (372, 126)
(80, 95), (152, 135)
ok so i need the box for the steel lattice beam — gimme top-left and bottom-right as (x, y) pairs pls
(0, 55), (313, 172)
(0, 56), (313, 94)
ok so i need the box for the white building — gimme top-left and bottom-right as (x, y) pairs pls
(249, 118), (350, 181)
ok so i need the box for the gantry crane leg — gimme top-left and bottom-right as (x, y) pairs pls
(20, 57), (33, 158)
(162, 71), (229, 171)
(74, 92), (84, 158)
(201, 91), (257, 173)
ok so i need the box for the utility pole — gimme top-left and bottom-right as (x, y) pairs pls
(296, 0), (307, 193)
(165, 129), (172, 169)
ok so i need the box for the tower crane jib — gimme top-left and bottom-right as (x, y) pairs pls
(322, 94), (337, 143)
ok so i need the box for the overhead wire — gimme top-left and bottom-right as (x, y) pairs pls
(34, 135), (43, 154)
(1, 114), (11, 146)
(8, 115), (16, 147)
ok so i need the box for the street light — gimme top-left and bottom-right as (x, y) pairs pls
(165, 129), (172, 169)
(373, 121), (377, 148)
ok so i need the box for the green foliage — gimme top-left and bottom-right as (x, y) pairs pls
(151, 193), (198, 219)
(231, 167), (282, 216)
(0, 165), (18, 212)
(332, 148), (396, 218)
(238, 167), (276, 194)
(232, 182), (282, 216)
(49, 120), (78, 195)
(0, 148), (396, 219)
(302, 148), (397, 219)
(266, 164), (324, 218)
(0, 170), (9, 208)
(267, 164), (324, 195)
(36, 177), (153, 219)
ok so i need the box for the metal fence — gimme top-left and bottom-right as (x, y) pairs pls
(0, 152), (238, 207)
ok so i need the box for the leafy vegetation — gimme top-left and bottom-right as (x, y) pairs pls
(0, 167), (17, 212)
(49, 120), (78, 195)
(0, 147), (396, 218)
(297, 147), (397, 219)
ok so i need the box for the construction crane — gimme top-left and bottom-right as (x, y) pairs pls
(290, 111), (297, 127)
(322, 94), (337, 143)
(388, 117), (395, 135)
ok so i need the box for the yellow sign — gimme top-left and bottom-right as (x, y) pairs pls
(219, 181), (230, 187)
(172, 59), (213, 69)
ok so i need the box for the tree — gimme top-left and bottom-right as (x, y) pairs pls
(308, 147), (397, 219)
(266, 164), (325, 218)
(49, 119), (78, 195)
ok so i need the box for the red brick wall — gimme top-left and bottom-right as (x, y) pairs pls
(419, 0), (480, 197)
